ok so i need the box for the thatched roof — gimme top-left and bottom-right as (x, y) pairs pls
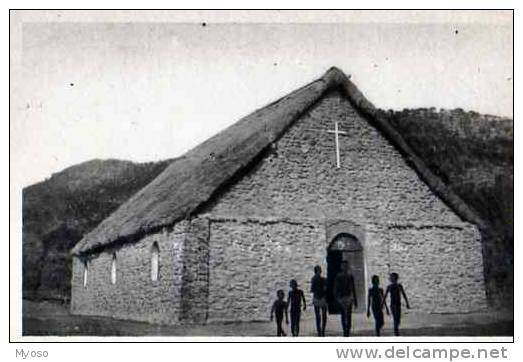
(72, 67), (485, 255)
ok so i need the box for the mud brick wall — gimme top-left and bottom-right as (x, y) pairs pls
(70, 221), (188, 325)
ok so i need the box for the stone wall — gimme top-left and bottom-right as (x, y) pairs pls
(71, 89), (487, 325)
(203, 90), (463, 225)
(202, 90), (486, 320)
(206, 218), (486, 323)
(207, 217), (325, 323)
(381, 224), (487, 313)
(71, 221), (188, 325)
(180, 218), (210, 324)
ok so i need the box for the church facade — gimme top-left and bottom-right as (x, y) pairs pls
(70, 67), (487, 325)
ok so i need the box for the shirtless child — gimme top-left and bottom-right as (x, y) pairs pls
(367, 275), (389, 336)
(382, 272), (410, 336)
(288, 279), (306, 336)
(270, 289), (289, 336)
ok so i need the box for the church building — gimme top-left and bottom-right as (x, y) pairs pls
(70, 67), (487, 325)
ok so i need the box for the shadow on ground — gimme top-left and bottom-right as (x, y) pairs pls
(22, 300), (513, 337)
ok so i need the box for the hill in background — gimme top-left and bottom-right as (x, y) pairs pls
(22, 158), (172, 300)
(22, 108), (513, 309)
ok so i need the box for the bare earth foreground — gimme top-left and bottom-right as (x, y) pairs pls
(22, 300), (513, 337)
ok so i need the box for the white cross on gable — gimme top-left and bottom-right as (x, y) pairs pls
(305, 121), (348, 168)
(327, 121), (348, 168)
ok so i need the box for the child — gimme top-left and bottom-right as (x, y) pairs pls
(310, 265), (328, 336)
(288, 279), (306, 336)
(367, 275), (389, 336)
(382, 272), (410, 336)
(270, 289), (288, 336)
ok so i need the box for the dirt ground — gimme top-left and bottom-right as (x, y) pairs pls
(22, 300), (513, 337)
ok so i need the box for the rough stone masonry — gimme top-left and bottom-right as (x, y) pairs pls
(71, 79), (487, 326)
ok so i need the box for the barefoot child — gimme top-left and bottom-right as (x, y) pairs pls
(288, 279), (306, 336)
(382, 272), (410, 336)
(367, 275), (389, 336)
(270, 289), (289, 336)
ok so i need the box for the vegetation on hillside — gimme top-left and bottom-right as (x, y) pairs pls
(22, 159), (172, 300)
(22, 108), (513, 309)
(382, 108), (513, 308)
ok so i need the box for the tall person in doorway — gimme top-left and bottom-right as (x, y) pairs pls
(310, 265), (328, 336)
(334, 260), (358, 336)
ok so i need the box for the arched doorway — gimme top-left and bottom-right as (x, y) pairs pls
(326, 233), (365, 313)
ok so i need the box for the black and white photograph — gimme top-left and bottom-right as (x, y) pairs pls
(10, 9), (513, 341)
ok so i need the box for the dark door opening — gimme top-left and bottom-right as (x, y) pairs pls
(326, 249), (343, 314)
(326, 233), (365, 314)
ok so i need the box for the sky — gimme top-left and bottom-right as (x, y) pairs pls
(10, 11), (513, 187)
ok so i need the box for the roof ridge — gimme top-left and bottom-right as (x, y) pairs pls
(72, 67), (485, 255)
(333, 72), (486, 230)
